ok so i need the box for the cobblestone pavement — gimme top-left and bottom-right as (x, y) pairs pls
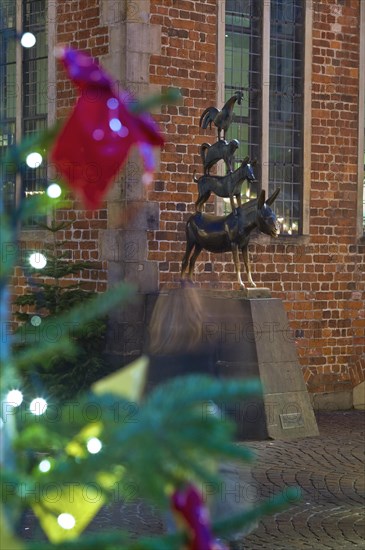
(240, 411), (365, 549)
(21, 411), (364, 549)
(89, 411), (365, 549)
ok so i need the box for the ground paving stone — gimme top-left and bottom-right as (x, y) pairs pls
(239, 411), (365, 549)
(20, 411), (364, 549)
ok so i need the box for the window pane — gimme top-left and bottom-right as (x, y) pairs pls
(22, 0), (48, 226)
(269, 0), (304, 235)
(225, 0), (262, 200)
(0, 2), (17, 215)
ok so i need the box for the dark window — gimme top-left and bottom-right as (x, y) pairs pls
(225, 0), (304, 234)
(0, 0), (48, 225)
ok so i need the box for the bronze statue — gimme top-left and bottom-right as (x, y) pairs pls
(200, 139), (239, 175)
(199, 91), (243, 141)
(181, 189), (280, 289)
(194, 157), (256, 213)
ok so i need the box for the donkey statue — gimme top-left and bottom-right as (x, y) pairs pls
(194, 157), (256, 213)
(181, 189), (280, 289)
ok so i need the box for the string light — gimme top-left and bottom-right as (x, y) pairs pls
(29, 397), (48, 416)
(46, 183), (62, 198)
(29, 252), (47, 269)
(57, 513), (76, 530)
(6, 389), (23, 407)
(26, 152), (43, 169)
(30, 315), (42, 326)
(109, 118), (122, 132)
(39, 459), (51, 473)
(86, 437), (102, 454)
(20, 32), (36, 48)
(106, 97), (119, 110)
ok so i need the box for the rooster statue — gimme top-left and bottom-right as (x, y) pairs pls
(199, 90), (243, 141)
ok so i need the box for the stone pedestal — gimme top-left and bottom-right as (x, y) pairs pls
(108, 289), (319, 441)
(198, 290), (319, 440)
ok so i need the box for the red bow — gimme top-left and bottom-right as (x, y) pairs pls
(51, 47), (164, 209)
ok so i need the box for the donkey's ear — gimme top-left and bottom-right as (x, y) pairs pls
(266, 188), (280, 206)
(242, 156), (250, 165)
(257, 190), (266, 209)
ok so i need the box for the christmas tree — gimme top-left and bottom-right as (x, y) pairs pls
(13, 214), (108, 402)
(0, 44), (300, 550)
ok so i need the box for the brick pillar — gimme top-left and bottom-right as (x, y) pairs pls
(98, 1), (162, 361)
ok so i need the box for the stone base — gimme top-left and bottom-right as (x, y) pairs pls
(242, 287), (272, 299)
(109, 290), (319, 441)
(353, 381), (365, 410)
(198, 291), (319, 440)
(310, 390), (354, 411)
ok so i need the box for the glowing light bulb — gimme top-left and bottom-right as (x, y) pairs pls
(21, 32), (36, 48)
(107, 97), (119, 110)
(109, 118), (122, 132)
(29, 252), (47, 269)
(46, 183), (62, 198)
(6, 389), (23, 407)
(26, 152), (43, 169)
(86, 437), (102, 454)
(57, 513), (76, 530)
(39, 459), (51, 473)
(31, 315), (42, 326)
(29, 397), (48, 416)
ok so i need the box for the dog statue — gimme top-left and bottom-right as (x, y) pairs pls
(200, 139), (240, 175)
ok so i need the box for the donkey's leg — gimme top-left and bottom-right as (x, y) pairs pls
(242, 246), (256, 287)
(188, 245), (202, 279)
(232, 244), (245, 289)
(181, 241), (194, 278)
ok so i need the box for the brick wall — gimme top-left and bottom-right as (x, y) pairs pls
(304, 0), (364, 395)
(54, 0), (109, 291)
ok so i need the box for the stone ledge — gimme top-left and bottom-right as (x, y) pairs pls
(353, 381), (365, 410)
(310, 391), (353, 411)
(196, 287), (272, 299)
